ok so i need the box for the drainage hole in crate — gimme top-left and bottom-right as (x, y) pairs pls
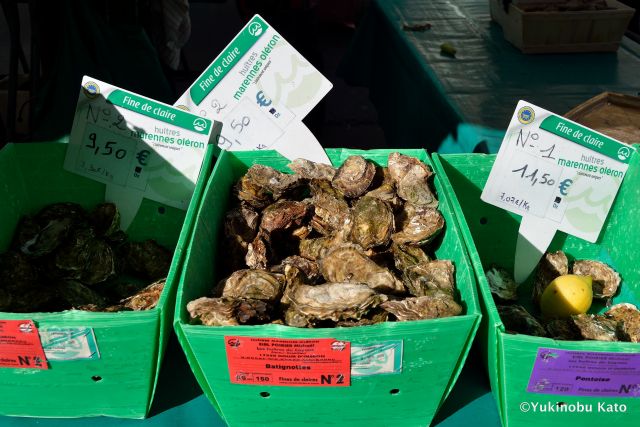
(389, 389), (400, 395)
(479, 217), (488, 225)
(158, 206), (166, 215)
(91, 376), (103, 382)
(260, 392), (270, 398)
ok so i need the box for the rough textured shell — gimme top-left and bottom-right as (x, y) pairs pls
(54, 228), (95, 278)
(606, 303), (640, 342)
(309, 179), (350, 236)
(90, 203), (121, 238)
(545, 319), (582, 340)
(284, 282), (387, 327)
(259, 200), (308, 234)
(485, 266), (518, 303)
(331, 156), (376, 198)
(392, 205), (444, 246)
(299, 236), (336, 261)
(571, 314), (618, 341)
(125, 240), (173, 281)
(234, 174), (272, 209)
(121, 278), (165, 310)
(287, 158), (336, 181)
(532, 251), (568, 304)
(187, 297), (239, 326)
(318, 245), (405, 294)
(402, 260), (455, 297)
(80, 239), (117, 285)
(498, 305), (547, 337)
(0, 251), (40, 292)
(221, 269), (285, 302)
(572, 260), (621, 299)
(349, 197), (394, 249)
(392, 243), (430, 272)
(387, 152), (438, 207)
(58, 279), (107, 309)
(280, 256), (322, 283)
(381, 294), (462, 321)
(245, 164), (304, 199)
(364, 167), (401, 209)
(245, 232), (270, 270)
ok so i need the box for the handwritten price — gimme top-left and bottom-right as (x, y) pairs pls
(86, 133), (127, 160)
(512, 163), (556, 187)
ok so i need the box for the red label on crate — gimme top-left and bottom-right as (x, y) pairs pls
(0, 320), (48, 369)
(225, 336), (350, 386)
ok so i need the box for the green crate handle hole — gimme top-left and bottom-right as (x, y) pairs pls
(158, 206), (166, 214)
(91, 376), (103, 382)
(389, 389), (400, 395)
(479, 217), (488, 225)
(259, 392), (270, 398)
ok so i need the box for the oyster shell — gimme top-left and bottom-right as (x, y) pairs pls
(234, 174), (272, 209)
(221, 269), (285, 303)
(5, 286), (59, 313)
(572, 260), (621, 299)
(53, 228), (95, 279)
(121, 278), (165, 310)
(331, 156), (376, 198)
(532, 251), (568, 304)
(381, 293), (462, 321)
(81, 238), (117, 285)
(387, 153), (438, 207)
(545, 319), (582, 340)
(485, 266), (518, 303)
(187, 297), (239, 326)
(259, 200), (308, 233)
(125, 240), (172, 281)
(279, 256), (322, 283)
(224, 204), (260, 243)
(77, 304), (130, 312)
(245, 231), (270, 270)
(349, 197), (394, 249)
(498, 305), (547, 337)
(16, 216), (74, 257)
(309, 179), (350, 236)
(335, 308), (389, 327)
(90, 203), (121, 238)
(284, 282), (387, 327)
(57, 279), (108, 308)
(402, 260), (455, 297)
(606, 303), (640, 342)
(287, 158), (336, 181)
(299, 236), (336, 261)
(571, 314), (618, 342)
(364, 167), (401, 209)
(318, 245), (405, 294)
(392, 243), (431, 272)
(0, 251), (40, 292)
(392, 205), (444, 246)
(244, 164), (304, 199)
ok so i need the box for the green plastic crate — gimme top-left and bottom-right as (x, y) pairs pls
(0, 140), (215, 418)
(432, 151), (640, 427)
(174, 148), (481, 427)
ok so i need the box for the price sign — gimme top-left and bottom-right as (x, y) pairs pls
(65, 77), (222, 226)
(481, 101), (634, 281)
(175, 14), (332, 164)
(0, 320), (48, 370)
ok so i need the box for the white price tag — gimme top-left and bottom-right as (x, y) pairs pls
(481, 100), (633, 281)
(175, 14), (332, 164)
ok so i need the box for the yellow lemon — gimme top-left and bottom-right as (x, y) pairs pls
(540, 274), (593, 318)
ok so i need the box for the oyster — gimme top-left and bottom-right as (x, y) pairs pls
(244, 164), (304, 199)
(318, 245), (405, 294)
(287, 158), (336, 181)
(571, 314), (618, 342)
(572, 260), (621, 299)
(331, 156), (376, 198)
(532, 251), (568, 304)
(125, 240), (172, 281)
(606, 303), (640, 342)
(5, 286), (59, 313)
(57, 279), (108, 309)
(392, 205), (444, 246)
(53, 228), (95, 278)
(0, 251), (40, 292)
(90, 203), (120, 238)
(15, 216), (74, 257)
(187, 297), (238, 326)
(381, 293), (462, 321)
(121, 278), (165, 310)
(81, 239), (117, 285)
(259, 200), (308, 234)
(234, 174), (272, 209)
(336, 309), (389, 327)
(545, 319), (582, 340)
(387, 152), (438, 207)
(224, 204), (260, 243)
(497, 305), (547, 337)
(309, 179), (350, 235)
(299, 236), (336, 261)
(77, 304), (130, 312)
(349, 197), (394, 249)
(402, 260), (455, 297)
(392, 243), (430, 272)
(365, 167), (401, 209)
(485, 266), (518, 303)
(279, 256), (322, 283)
(221, 269), (285, 303)
(284, 282), (387, 327)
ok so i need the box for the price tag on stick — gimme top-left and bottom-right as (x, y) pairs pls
(65, 77), (221, 229)
(481, 101), (634, 282)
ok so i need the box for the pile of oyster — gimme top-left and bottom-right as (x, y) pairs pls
(0, 202), (172, 313)
(487, 251), (640, 342)
(188, 153), (463, 328)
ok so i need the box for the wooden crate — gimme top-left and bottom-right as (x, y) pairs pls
(565, 92), (640, 144)
(489, 0), (635, 53)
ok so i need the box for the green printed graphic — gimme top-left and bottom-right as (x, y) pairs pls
(189, 15), (269, 105)
(107, 90), (211, 134)
(564, 175), (620, 233)
(540, 115), (633, 164)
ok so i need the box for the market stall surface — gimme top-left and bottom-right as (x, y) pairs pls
(0, 333), (500, 427)
(340, 0), (640, 150)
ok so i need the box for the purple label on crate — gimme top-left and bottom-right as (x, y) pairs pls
(527, 348), (640, 397)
